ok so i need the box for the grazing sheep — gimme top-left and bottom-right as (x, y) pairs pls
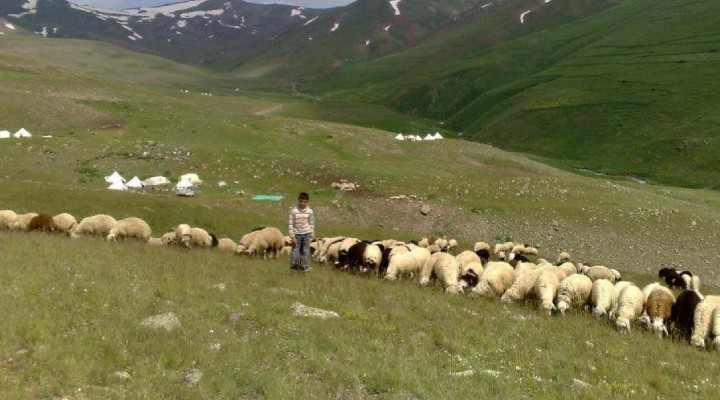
(27, 213), (56, 232)
(385, 247), (430, 281)
(471, 261), (515, 298)
(71, 214), (117, 238)
(147, 232), (176, 246)
(191, 227), (219, 249)
(363, 243), (384, 274)
(512, 261), (537, 275)
(447, 239), (458, 251)
(522, 246), (539, 257)
(316, 236), (345, 265)
(583, 265), (618, 282)
(556, 251), (571, 264)
(690, 295), (720, 348)
(658, 268), (700, 291)
(556, 262), (577, 277)
(591, 279), (618, 318)
(216, 237), (238, 252)
(52, 213), (77, 236)
(421, 252), (462, 293)
(342, 241), (368, 271)
(501, 265), (548, 304)
(669, 290), (703, 342)
(0, 210), (19, 230)
(106, 217), (151, 242)
(615, 285), (645, 333)
(555, 274), (593, 315)
(16, 212), (38, 230)
(336, 238), (362, 268)
(534, 267), (568, 315)
(456, 250), (481, 271)
(645, 286), (676, 337)
(175, 224), (192, 248)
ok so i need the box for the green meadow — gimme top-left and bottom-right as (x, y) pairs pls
(2, 26), (720, 399)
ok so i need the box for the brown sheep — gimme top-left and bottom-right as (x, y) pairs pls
(27, 213), (56, 232)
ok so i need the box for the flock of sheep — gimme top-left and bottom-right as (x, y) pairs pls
(2, 208), (718, 350)
(310, 236), (718, 350)
(0, 209), (288, 258)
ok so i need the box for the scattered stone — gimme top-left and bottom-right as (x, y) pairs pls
(420, 204), (431, 216)
(185, 368), (203, 388)
(212, 283), (226, 291)
(113, 371), (131, 381)
(572, 378), (591, 388)
(228, 312), (244, 326)
(210, 342), (222, 351)
(449, 369), (475, 377)
(291, 302), (339, 319)
(140, 312), (182, 331)
(584, 341), (594, 349)
(481, 369), (501, 377)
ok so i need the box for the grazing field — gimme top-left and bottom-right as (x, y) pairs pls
(2, 31), (720, 399)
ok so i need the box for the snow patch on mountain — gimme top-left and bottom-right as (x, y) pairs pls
(4, 23), (17, 30)
(303, 16), (319, 26)
(291, 8), (306, 18)
(180, 9), (224, 19)
(330, 22), (339, 32)
(389, 0), (402, 16)
(520, 10), (531, 24)
(8, 0), (38, 18)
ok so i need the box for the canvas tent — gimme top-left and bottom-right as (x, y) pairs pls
(394, 133), (404, 140)
(105, 171), (126, 183)
(107, 180), (128, 191)
(414, 135), (422, 141)
(423, 134), (436, 141)
(13, 128), (31, 138)
(433, 132), (443, 139)
(174, 179), (197, 196)
(0, 130), (10, 139)
(125, 176), (144, 189)
(143, 176), (170, 186)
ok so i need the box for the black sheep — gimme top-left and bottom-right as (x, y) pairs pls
(668, 290), (703, 342)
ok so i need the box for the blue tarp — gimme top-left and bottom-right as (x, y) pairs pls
(252, 194), (284, 201)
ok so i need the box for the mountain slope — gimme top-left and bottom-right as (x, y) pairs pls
(301, 0), (720, 188)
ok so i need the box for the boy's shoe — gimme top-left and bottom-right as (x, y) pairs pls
(290, 265), (301, 271)
(302, 267), (312, 272)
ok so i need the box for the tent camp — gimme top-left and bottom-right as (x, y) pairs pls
(433, 132), (443, 140)
(143, 176), (170, 187)
(174, 179), (196, 197)
(107, 180), (128, 191)
(394, 133), (404, 140)
(423, 134), (436, 141)
(0, 130), (10, 139)
(104, 171), (126, 183)
(125, 176), (144, 189)
(414, 135), (422, 141)
(13, 128), (31, 138)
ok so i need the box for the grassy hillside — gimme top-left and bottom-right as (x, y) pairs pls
(302, 0), (720, 189)
(3, 29), (720, 399)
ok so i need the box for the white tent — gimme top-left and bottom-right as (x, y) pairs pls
(433, 132), (444, 139)
(143, 176), (170, 186)
(394, 133), (404, 140)
(175, 179), (195, 189)
(13, 128), (31, 138)
(414, 135), (422, 141)
(107, 180), (128, 191)
(125, 176), (144, 189)
(0, 130), (10, 139)
(423, 134), (436, 141)
(104, 171), (126, 183)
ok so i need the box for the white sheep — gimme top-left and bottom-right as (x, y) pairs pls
(645, 286), (675, 337)
(474, 241), (491, 252)
(522, 246), (539, 256)
(385, 247), (430, 281)
(609, 281), (635, 320)
(555, 274), (593, 315)
(471, 261), (515, 298)
(52, 213), (77, 236)
(106, 217), (152, 242)
(147, 232), (175, 246)
(238, 227), (283, 257)
(71, 214), (117, 238)
(584, 265), (618, 282)
(363, 244), (383, 272)
(315, 236), (345, 264)
(175, 224), (192, 248)
(690, 295), (720, 348)
(534, 267), (568, 315)
(513, 261), (537, 275)
(615, 285), (645, 333)
(421, 252), (462, 293)
(190, 227), (218, 249)
(591, 279), (618, 318)
(556, 251), (571, 264)
(0, 210), (19, 230)
(216, 237), (238, 252)
(501, 265), (548, 304)
(456, 250), (481, 272)
(712, 307), (720, 350)
(16, 212), (38, 230)
(556, 262), (577, 277)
